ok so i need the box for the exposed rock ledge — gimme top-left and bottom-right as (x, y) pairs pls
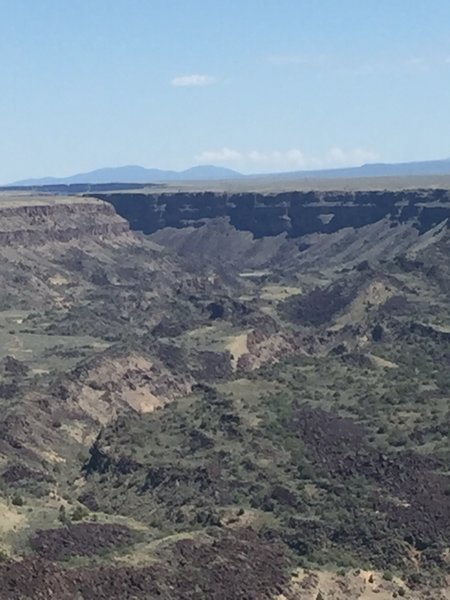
(0, 196), (129, 246)
(94, 188), (450, 238)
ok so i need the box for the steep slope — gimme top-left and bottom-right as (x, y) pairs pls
(97, 187), (450, 237)
(77, 222), (450, 592)
(79, 218), (450, 593)
(148, 216), (443, 277)
(0, 195), (296, 476)
(0, 191), (449, 599)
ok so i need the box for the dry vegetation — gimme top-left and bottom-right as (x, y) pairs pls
(0, 190), (449, 598)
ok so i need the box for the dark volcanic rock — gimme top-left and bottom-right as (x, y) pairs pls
(29, 523), (136, 561)
(293, 405), (450, 556)
(1, 529), (291, 600)
(95, 189), (450, 238)
(1, 464), (53, 485)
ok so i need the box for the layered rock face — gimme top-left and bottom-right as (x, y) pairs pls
(95, 189), (450, 237)
(0, 196), (129, 246)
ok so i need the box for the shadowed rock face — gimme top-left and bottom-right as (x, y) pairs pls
(95, 189), (450, 238)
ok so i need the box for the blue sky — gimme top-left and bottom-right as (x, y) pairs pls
(1, 0), (450, 182)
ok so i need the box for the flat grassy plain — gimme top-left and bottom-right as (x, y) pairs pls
(124, 173), (450, 194)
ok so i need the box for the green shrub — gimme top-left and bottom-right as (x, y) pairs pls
(71, 505), (89, 521)
(58, 504), (70, 525)
(11, 493), (24, 506)
(387, 430), (408, 447)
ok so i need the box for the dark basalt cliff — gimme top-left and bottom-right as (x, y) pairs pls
(94, 189), (450, 238)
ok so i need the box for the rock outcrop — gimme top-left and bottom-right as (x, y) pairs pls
(0, 196), (129, 246)
(94, 188), (450, 237)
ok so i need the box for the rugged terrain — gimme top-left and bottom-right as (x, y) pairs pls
(95, 187), (450, 237)
(0, 187), (449, 599)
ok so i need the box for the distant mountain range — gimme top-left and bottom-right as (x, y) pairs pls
(12, 165), (243, 186)
(9, 158), (450, 186)
(269, 157), (450, 180)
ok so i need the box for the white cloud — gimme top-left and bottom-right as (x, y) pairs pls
(327, 147), (379, 166)
(171, 74), (216, 87)
(195, 147), (379, 172)
(197, 147), (243, 162)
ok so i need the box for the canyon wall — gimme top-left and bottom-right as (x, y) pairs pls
(94, 189), (450, 238)
(0, 197), (129, 246)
